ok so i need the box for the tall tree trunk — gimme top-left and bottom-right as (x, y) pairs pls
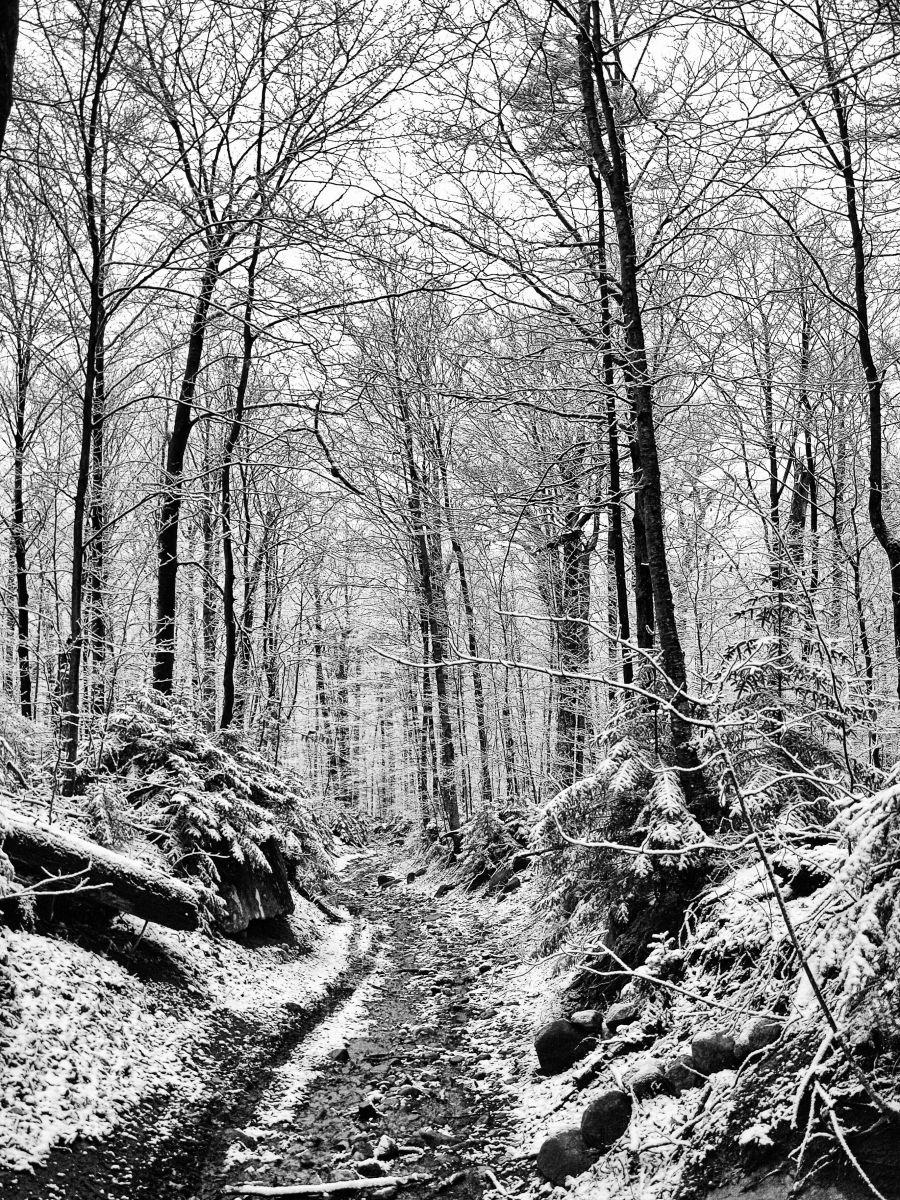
(199, 426), (218, 729)
(62, 249), (104, 767)
(499, 669), (519, 806)
(86, 326), (108, 711)
(437, 454), (493, 808)
(805, 421), (819, 602)
(761, 325), (785, 679)
(220, 230), (261, 727)
(327, 626), (352, 803)
(829, 407), (846, 634)
(11, 345), (31, 718)
(63, 0), (136, 760)
(576, 1), (702, 801)
(593, 172), (632, 690)
(605, 388), (631, 689)
(815, 19), (900, 698)
(628, 437), (654, 651)
(259, 532), (281, 750)
(852, 550), (881, 769)
(399, 412), (459, 834)
(233, 495), (266, 729)
(552, 528), (593, 789)
(0, 0), (18, 154)
(153, 252), (222, 694)
(417, 609), (435, 814)
(312, 586), (333, 795)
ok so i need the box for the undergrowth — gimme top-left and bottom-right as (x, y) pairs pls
(97, 695), (333, 897)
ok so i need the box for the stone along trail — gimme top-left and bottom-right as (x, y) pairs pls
(206, 855), (534, 1200)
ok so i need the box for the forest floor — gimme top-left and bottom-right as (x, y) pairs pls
(0, 848), (552, 1200)
(3, 841), (888, 1200)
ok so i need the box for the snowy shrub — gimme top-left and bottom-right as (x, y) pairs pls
(420, 804), (529, 890)
(83, 780), (130, 851)
(528, 683), (848, 999)
(0, 695), (48, 781)
(98, 695), (332, 895)
(530, 707), (710, 986)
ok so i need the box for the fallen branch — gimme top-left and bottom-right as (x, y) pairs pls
(429, 1170), (471, 1193)
(0, 804), (204, 930)
(297, 885), (344, 924)
(225, 1175), (432, 1197)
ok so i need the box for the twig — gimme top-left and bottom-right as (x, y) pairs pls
(225, 1175), (432, 1197)
(481, 1169), (507, 1195)
(677, 1083), (714, 1142)
(791, 1031), (834, 1130)
(429, 1170), (471, 1194)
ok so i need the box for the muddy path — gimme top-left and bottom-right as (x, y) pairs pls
(204, 855), (532, 1200)
(0, 854), (534, 1200)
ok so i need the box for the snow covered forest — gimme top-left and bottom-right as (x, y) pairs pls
(1, 0), (900, 1197)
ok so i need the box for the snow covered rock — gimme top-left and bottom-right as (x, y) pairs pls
(625, 1058), (671, 1099)
(534, 1018), (590, 1074)
(663, 1053), (705, 1093)
(691, 1030), (737, 1075)
(580, 1089), (632, 1148)
(604, 1000), (642, 1034)
(570, 1008), (605, 1033)
(734, 1017), (783, 1062)
(536, 1127), (596, 1183)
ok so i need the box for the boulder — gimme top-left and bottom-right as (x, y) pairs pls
(691, 1030), (737, 1075)
(735, 1018), (783, 1062)
(377, 873), (399, 888)
(486, 862), (514, 892)
(536, 1128), (596, 1184)
(581, 1090), (633, 1149)
(604, 1000), (642, 1034)
(216, 835), (294, 933)
(663, 1054), (705, 1093)
(535, 1019), (589, 1074)
(626, 1058), (671, 1100)
(570, 1009), (605, 1033)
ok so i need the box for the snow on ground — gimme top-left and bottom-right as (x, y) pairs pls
(0, 890), (356, 1172)
(224, 919), (385, 1167)
(457, 878), (784, 1200)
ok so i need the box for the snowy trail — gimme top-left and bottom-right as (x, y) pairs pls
(0, 854), (539, 1200)
(202, 855), (535, 1200)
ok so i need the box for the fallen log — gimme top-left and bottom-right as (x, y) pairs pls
(225, 1175), (432, 1197)
(0, 805), (204, 931)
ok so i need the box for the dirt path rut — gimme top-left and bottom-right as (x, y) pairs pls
(206, 854), (532, 1200)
